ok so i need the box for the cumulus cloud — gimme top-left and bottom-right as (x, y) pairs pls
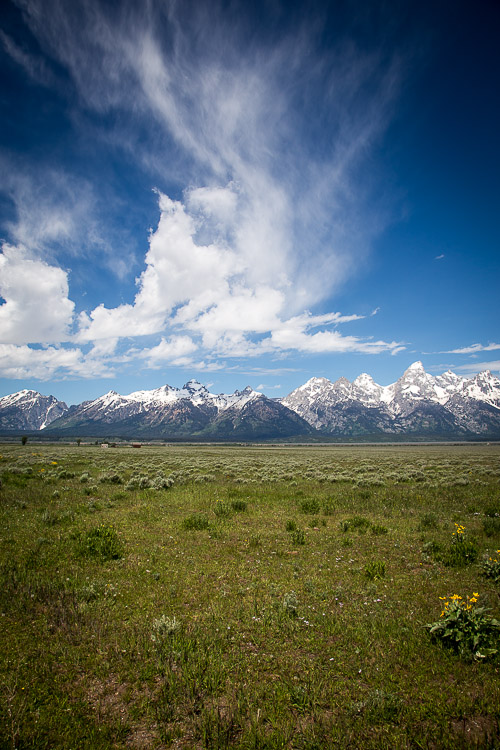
(140, 335), (198, 367)
(0, 244), (74, 344)
(77, 191), (403, 358)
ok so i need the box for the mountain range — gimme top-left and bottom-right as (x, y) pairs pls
(1, 362), (500, 440)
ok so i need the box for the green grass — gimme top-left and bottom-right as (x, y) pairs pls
(1, 442), (500, 748)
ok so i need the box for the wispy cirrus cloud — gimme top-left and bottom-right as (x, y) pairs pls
(454, 360), (500, 375)
(445, 343), (500, 355)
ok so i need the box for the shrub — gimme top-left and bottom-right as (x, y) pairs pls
(150, 475), (174, 491)
(426, 593), (500, 660)
(151, 615), (180, 645)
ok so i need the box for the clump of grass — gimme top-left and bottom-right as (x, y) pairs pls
(230, 499), (247, 512)
(426, 593), (500, 660)
(424, 524), (479, 568)
(484, 502), (500, 518)
(285, 520), (297, 532)
(213, 500), (232, 517)
(282, 591), (298, 617)
(419, 512), (439, 531)
(299, 499), (320, 514)
(352, 688), (402, 723)
(370, 524), (388, 536)
(483, 517), (500, 537)
(182, 514), (210, 530)
(41, 508), (60, 526)
(248, 534), (262, 548)
(340, 516), (371, 533)
(78, 523), (124, 561)
(364, 560), (386, 580)
(290, 528), (306, 546)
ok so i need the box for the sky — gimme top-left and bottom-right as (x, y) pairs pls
(0, 0), (499, 405)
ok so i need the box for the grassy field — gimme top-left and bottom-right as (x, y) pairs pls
(1, 442), (500, 749)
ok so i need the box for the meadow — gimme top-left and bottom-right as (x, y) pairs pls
(1, 441), (499, 749)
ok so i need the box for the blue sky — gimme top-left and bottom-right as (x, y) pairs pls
(0, 0), (499, 405)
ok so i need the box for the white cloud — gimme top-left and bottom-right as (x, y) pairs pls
(2, 0), (407, 380)
(0, 244), (74, 344)
(446, 343), (500, 354)
(16, 0), (401, 304)
(141, 335), (198, 367)
(77, 191), (403, 359)
(0, 343), (114, 380)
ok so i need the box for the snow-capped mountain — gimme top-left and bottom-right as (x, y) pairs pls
(42, 381), (311, 438)
(2, 365), (500, 438)
(281, 363), (500, 436)
(0, 390), (68, 431)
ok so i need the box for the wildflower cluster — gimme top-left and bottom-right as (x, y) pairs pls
(482, 550), (500, 583)
(427, 592), (500, 660)
(452, 523), (465, 537)
(439, 592), (479, 618)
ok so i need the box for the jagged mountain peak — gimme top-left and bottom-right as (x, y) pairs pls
(183, 379), (207, 391)
(405, 361), (426, 373)
(353, 373), (376, 385)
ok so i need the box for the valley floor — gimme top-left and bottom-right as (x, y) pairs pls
(1, 443), (500, 748)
